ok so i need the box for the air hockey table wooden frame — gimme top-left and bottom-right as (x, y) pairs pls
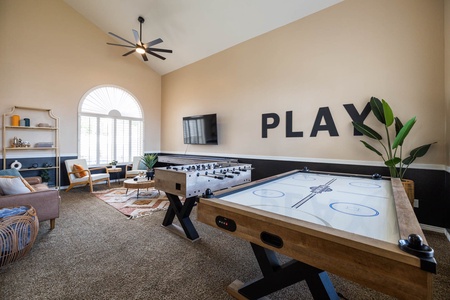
(197, 170), (436, 300)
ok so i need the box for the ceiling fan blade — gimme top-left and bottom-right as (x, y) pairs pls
(108, 32), (135, 46)
(147, 51), (166, 60)
(132, 29), (142, 46)
(146, 47), (173, 53)
(141, 53), (148, 61)
(123, 49), (136, 57)
(144, 38), (163, 48)
(107, 42), (135, 48)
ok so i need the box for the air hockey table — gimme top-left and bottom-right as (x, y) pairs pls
(197, 169), (436, 300)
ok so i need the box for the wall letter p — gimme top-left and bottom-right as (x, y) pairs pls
(262, 113), (280, 138)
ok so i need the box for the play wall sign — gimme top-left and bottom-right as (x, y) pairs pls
(262, 103), (371, 138)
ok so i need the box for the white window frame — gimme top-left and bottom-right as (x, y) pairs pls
(78, 85), (144, 166)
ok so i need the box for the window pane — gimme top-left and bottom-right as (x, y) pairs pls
(99, 117), (114, 165)
(131, 120), (143, 160)
(116, 119), (130, 163)
(80, 116), (98, 165)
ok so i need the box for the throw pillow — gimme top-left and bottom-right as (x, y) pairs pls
(0, 168), (21, 177)
(72, 164), (88, 178)
(0, 176), (34, 195)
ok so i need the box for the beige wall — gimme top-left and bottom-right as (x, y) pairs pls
(0, 0), (446, 169)
(0, 0), (161, 158)
(162, 0), (446, 169)
(446, 0), (450, 169)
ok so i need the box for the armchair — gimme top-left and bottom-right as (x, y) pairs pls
(65, 159), (110, 192)
(125, 156), (147, 178)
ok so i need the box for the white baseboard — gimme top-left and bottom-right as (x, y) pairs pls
(420, 224), (450, 242)
(420, 224), (445, 233)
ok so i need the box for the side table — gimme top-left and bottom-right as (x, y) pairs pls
(0, 205), (39, 268)
(107, 167), (122, 184)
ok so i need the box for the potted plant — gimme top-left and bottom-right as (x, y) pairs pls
(110, 160), (118, 169)
(40, 169), (50, 185)
(140, 153), (158, 180)
(352, 97), (435, 204)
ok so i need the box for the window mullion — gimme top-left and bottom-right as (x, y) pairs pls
(96, 116), (100, 165)
(114, 118), (117, 162)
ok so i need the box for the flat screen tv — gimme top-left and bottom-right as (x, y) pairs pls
(183, 113), (218, 145)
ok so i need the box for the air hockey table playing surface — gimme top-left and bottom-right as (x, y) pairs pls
(218, 170), (399, 243)
(197, 169), (436, 300)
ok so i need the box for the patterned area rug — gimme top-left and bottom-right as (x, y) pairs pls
(93, 188), (171, 219)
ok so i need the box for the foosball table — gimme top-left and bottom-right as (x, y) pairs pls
(154, 162), (252, 241)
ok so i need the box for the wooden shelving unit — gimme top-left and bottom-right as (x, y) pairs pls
(2, 106), (60, 187)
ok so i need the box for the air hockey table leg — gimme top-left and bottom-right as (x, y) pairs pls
(161, 193), (200, 241)
(227, 243), (339, 300)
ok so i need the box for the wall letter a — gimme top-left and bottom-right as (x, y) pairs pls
(310, 107), (339, 137)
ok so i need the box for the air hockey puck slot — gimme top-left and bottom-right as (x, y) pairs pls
(260, 231), (283, 248)
(215, 216), (236, 232)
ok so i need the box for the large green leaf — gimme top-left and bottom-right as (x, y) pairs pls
(352, 122), (382, 140)
(392, 117), (416, 149)
(382, 99), (394, 127)
(402, 155), (414, 166)
(402, 143), (435, 165)
(410, 143), (435, 157)
(360, 141), (383, 156)
(394, 117), (404, 146)
(394, 117), (403, 133)
(385, 157), (401, 167)
(370, 97), (385, 124)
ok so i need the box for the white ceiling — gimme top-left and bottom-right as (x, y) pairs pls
(64, 0), (342, 75)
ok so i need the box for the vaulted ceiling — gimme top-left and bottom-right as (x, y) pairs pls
(64, 0), (342, 75)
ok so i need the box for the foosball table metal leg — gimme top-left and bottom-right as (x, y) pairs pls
(161, 193), (200, 241)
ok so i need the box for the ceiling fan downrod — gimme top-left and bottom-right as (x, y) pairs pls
(138, 16), (145, 42)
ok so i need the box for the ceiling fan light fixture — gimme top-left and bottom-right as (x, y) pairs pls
(107, 16), (172, 61)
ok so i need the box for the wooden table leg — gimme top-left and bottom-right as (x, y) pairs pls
(228, 243), (339, 300)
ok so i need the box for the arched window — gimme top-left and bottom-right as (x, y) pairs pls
(79, 86), (143, 166)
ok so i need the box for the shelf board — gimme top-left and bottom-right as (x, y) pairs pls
(4, 147), (56, 150)
(4, 125), (56, 130)
(18, 166), (59, 171)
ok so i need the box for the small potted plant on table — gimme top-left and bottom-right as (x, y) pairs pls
(110, 160), (118, 169)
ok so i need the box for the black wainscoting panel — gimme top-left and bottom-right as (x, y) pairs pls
(1, 156), (59, 186)
(159, 153), (449, 228)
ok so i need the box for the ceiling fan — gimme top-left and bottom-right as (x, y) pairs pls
(107, 16), (173, 61)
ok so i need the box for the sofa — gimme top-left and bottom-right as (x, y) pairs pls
(0, 171), (60, 230)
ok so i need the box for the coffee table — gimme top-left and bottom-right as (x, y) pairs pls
(123, 178), (155, 198)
